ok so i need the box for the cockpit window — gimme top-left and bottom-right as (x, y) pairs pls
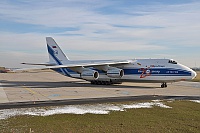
(168, 60), (177, 64)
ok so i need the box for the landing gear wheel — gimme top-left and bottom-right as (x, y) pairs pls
(91, 81), (112, 85)
(91, 81), (95, 84)
(164, 83), (167, 88)
(161, 83), (167, 88)
(161, 84), (164, 88)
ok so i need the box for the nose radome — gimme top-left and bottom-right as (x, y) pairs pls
(191, 70), (197, 79)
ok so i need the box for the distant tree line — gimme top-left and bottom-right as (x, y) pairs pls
(192, 67), (200, 71)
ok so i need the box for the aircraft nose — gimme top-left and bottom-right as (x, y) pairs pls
(191, 70), (197, 79)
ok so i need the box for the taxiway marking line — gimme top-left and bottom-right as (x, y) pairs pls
(22, 86), (51, 100)
(23, 86), (37, 94)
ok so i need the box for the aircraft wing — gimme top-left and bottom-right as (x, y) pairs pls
(14, 60), (133, 72)
(50, 60), (131, 68)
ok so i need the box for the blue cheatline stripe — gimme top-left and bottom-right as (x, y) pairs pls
(123, 68), (191, 76)
(93, 68), (191, 76)
(47, 45), (71, 77)
(141, 74), (191, 76)
(89, 67), (191, 77)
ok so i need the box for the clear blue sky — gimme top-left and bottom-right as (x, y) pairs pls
(0, 0), (200, 68)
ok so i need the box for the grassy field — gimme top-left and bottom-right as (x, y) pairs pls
(192, 71), (200, 82)
(0, 101), (199, 133)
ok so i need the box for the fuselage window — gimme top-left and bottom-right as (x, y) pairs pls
(168, 60), (177, 64)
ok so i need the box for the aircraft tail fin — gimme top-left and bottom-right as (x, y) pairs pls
(46, 37), (69, 65)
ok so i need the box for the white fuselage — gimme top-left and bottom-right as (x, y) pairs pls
(45, 37), (196, 85)
(52, 59), (196, 83)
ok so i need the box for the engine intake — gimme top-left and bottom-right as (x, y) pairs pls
(107, 68), (124, 78)
(81, 69), (99, 81)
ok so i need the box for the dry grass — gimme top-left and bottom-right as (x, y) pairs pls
(192, 71), (200, 82)
(0, 101), (199, 133)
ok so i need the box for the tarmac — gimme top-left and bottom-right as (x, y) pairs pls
(0, 71), (199, 109)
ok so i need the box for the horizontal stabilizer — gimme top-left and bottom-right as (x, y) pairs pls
(21, 62), (56, 66)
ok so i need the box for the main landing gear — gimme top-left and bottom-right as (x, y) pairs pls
(161, 82), (167, 88)
(91, 80), (122, 85)
(91, 81), (112, 85)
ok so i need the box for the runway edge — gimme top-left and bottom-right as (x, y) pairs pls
(0, 95), (199, 109)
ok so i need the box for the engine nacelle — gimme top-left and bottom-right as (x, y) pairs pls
(81, 69), (99, 81)
(107, 68), (124, 78)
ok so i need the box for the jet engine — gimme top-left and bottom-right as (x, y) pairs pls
(107, 67), (124, 78)
(81, 69), (99, 80)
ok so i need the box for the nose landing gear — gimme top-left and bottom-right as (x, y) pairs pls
(161, 82), (167, 88)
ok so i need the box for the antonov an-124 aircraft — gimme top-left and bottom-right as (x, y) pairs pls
(19, 37), (197, 88)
